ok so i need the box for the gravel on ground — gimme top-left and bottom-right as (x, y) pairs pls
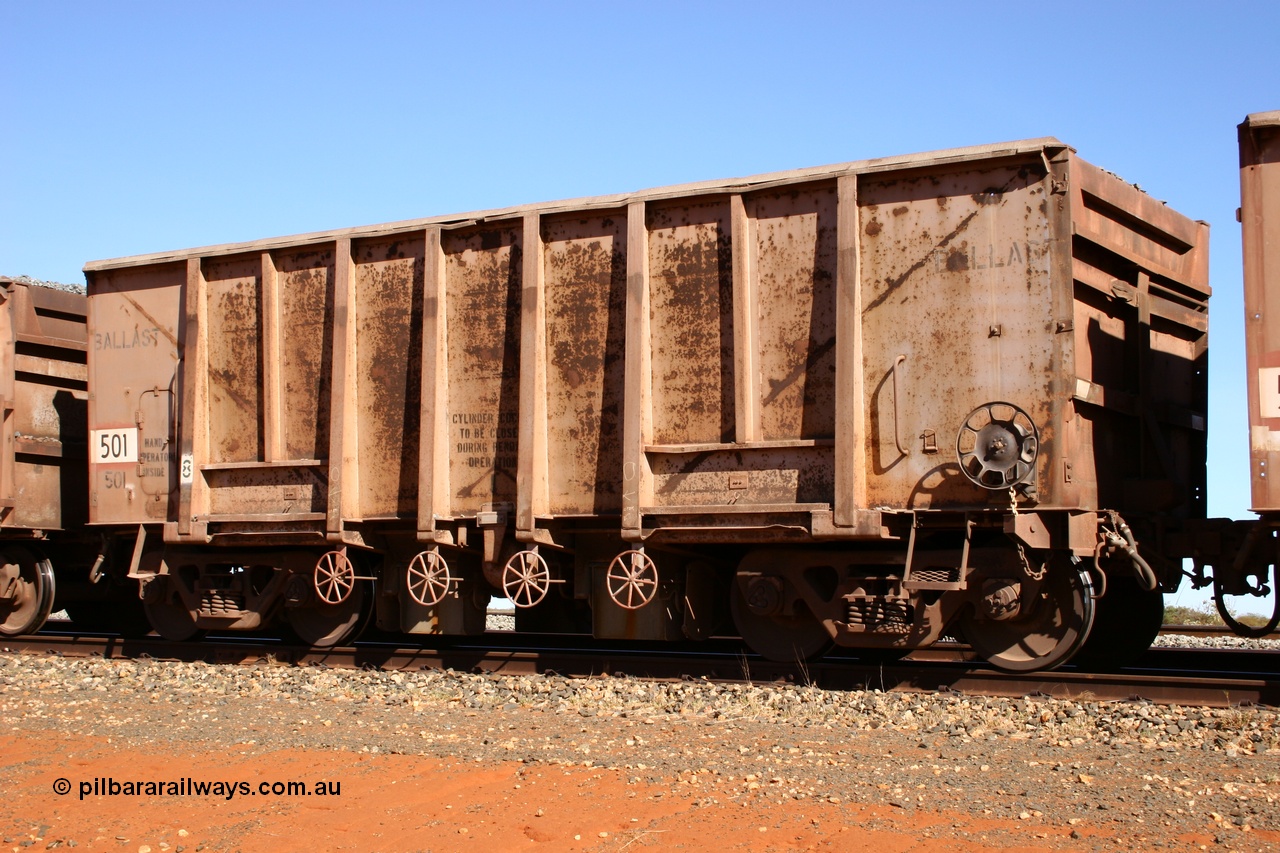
(1, 650), (1277, 852)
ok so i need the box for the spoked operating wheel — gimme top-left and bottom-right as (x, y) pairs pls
(502, 550), (552, 609)
(956, 401), (1039, 489)
(958, 555), (1095, 672)
(606, 550), (659, 610)
(288, 549), (373, 647)
(406, 550), (454, 607)
(313, 550), (356, 605)
(0, 546), (55, 636)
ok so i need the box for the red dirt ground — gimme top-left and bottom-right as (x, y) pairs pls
(2, 731), (1258, 853)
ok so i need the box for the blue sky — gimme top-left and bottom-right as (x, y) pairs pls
(3, 1), (1277, 608)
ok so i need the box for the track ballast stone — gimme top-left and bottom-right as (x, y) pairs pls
(0, 650), (1277, 850)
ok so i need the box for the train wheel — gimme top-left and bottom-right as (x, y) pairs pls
(1070, 575), (1164, 670)
(142, 588), (203, 642)
(286, 579), (367, 647)
(0, 547), (55, 636)
(959, 556), (1094, 672)
(730, 577), (832, 663)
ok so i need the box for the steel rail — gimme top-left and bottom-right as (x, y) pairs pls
(4, 631), (1276, 709)
(1160, 623), (1280, 639)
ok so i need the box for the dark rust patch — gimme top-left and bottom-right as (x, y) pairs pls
(203, 255), (263, 463)
(445, 224), (522, 510)
(752, 185), (838, 441)
(647, 200), (734, 445)
(278, 252), (334, 462)
(354, 236), (424, 516)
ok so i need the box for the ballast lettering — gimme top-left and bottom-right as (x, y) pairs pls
(94, 328), (162, 350)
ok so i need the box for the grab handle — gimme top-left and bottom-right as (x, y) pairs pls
(891, 355), (908, 456)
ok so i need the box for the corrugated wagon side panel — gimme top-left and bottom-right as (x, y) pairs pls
(277, 249), (334, 463)
(542, 212), (628, 516)
(444, 225), (523, 515)
(636, 188), (839, 514)
(353, 236), (423, 519)
(194, 247), (343, 523)
(647, 200), (735, 447)
(750, 185), (838, 442)
(203, 255), (263, 465)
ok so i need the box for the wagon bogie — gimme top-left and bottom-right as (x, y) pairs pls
(125, 546), (373, 646)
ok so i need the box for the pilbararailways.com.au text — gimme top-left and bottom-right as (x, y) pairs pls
(54, 777), (341, 801)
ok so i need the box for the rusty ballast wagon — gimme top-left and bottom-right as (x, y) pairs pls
(1178, 110), (1280, 638)
(0, 278), (90, 635)
(83, 136), (1208, 670)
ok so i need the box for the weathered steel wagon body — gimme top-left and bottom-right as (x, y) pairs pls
(0, 278), (88, 634)
(82, 137), (1210, 668)
(1193, 110), (1280, 636)
(1242, 111), (1280, 515)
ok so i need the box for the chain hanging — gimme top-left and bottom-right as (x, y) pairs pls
(1016, 541), (1047, 581)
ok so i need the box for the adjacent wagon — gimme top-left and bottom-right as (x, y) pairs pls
(0, 278), (89, 635)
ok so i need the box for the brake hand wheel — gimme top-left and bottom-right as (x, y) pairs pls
(957, 401), (1039, 489)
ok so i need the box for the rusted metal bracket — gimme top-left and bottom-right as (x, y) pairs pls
(479, 503), (511, 566)
(125, 525), (150, 578)
(1004, 512), (1052, 550)
(810, 510), (892, 540)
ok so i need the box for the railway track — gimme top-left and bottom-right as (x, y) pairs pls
(5, 628), (1276, 709)
(1160, 623), (1280, 639)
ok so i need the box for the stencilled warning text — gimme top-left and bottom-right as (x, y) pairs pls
(453, 411), (518, 470)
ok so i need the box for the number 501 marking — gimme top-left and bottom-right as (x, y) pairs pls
(91, 428), (139, 464)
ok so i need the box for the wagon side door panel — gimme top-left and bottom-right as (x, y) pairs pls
(87, 264), (183, 524)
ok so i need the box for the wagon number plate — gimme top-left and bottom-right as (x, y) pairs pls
(92, 427), (139, 464)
